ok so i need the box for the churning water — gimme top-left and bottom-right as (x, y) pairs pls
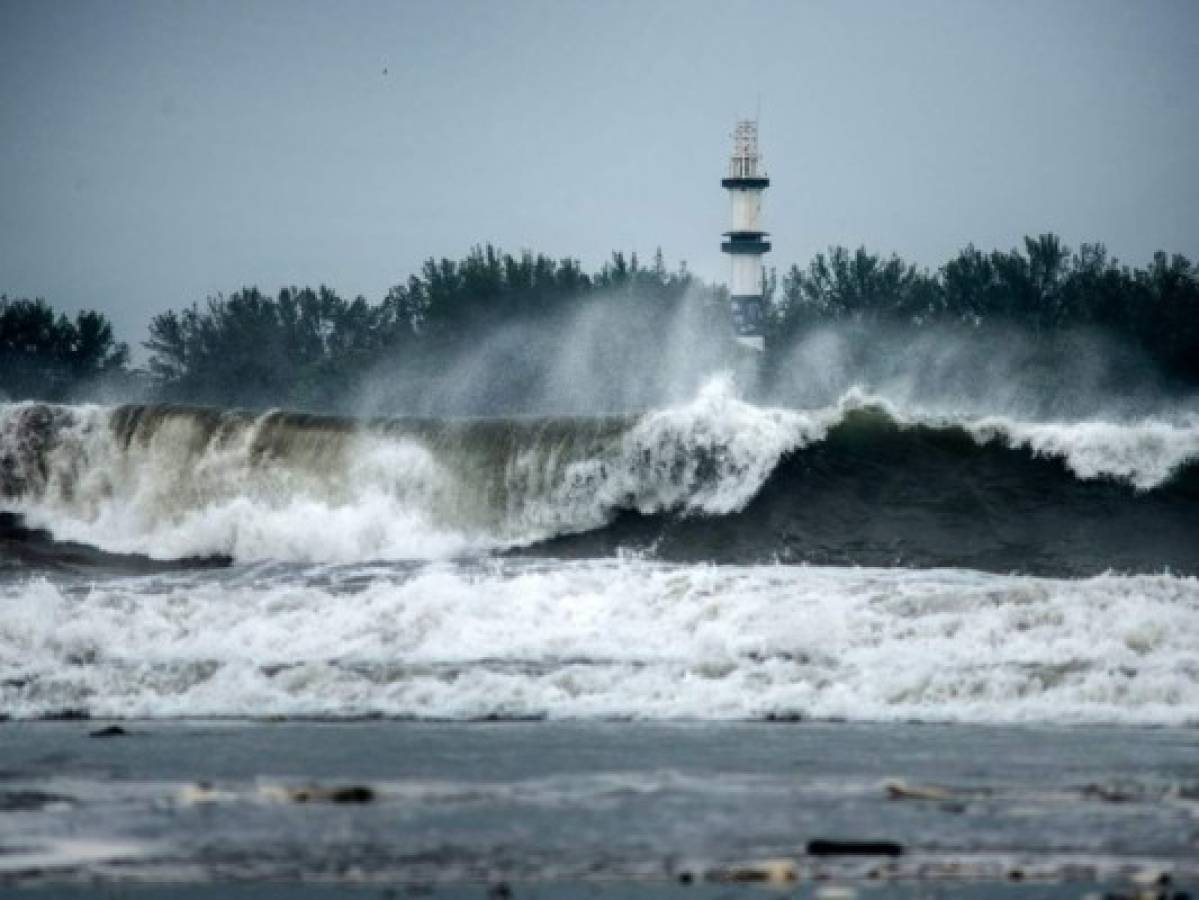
(2, 378), (1197, 725)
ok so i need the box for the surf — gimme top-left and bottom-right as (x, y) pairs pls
(1, 377), (1197, 574)
(2, 558), (1196, 724)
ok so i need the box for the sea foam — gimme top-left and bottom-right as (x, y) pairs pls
(2, 560), (1196, 724)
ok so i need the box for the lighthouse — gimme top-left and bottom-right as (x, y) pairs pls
(721, 120), (770, 352)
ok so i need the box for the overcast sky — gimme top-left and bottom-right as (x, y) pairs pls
(2, 0), (1197, 346)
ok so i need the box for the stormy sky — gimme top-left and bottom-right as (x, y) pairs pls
(2, 0), (1197, 345)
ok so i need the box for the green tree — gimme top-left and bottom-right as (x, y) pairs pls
(0, 297), (128, 400)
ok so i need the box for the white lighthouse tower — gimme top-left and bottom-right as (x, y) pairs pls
(722, 120), (770, 352)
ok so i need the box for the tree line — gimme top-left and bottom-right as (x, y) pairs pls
(770, 235), (1199, 384)
(141, 246), (709, 408)
(0, 297), (131, 401)
(2, 235), (1196, 407)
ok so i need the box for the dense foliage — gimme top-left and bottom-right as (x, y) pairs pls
(3, 235), (1196, 407)
(770, 235), (1199, 384)
(0, 296), (130, 401)
(143, 247), (709, 408)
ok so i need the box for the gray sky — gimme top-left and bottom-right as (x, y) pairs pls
(2, 0), (1197, 347)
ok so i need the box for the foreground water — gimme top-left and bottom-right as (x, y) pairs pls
(3, 720), (1198, 895)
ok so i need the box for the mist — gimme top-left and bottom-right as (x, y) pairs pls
(760, 322), (1199, 424)
(351, 286), (748, 419)
(343, 292), (1199, 427)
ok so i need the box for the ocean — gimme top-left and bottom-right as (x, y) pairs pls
(1, 378), (1197, 895)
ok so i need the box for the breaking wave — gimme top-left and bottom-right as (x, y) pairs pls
(3, 379), (1197, 724)
(2, 559), (1196, 723)
(1, 377), (1198, 574)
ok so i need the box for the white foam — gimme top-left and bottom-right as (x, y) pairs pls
(827, 388), (1199, 490)
(967, 417), (1199, 490)
(615, 375), (833, 516)
(3, 561), (1196, 724)
(2, 404), (481, 562)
